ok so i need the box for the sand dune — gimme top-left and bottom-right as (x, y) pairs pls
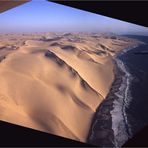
(0, 33), (140, 142)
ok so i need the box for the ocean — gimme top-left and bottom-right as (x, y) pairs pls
(87, 35), (148, 147)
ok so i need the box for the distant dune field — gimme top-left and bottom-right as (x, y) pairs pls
(0, 33), (139, 142)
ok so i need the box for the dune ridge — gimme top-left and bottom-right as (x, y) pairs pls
(0, 33), (140, 142)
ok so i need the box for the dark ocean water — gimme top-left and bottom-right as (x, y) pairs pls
(88, 35), (148, 147)
(111, 35), (148, 146)
(120, 36), (148, 138)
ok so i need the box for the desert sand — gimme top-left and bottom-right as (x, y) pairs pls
(0, 33), (139, 142)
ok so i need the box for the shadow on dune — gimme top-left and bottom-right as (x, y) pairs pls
(45, 50), (101, 98)
(61, 45), (76, 51)
(56, 84), (93, 111)
(0, 56), (6, 62)
(80, 79), (89, 90)
(85, 50), (107, 56)
(40, 36), (62, 42)
(0, 45), (17, 51)
(50, 42), (61, 47)
(0, 46), (5, 50)
(63, 33), (72, 36)
(50, 42), (77, 52)
(68, 66), (77, 78)
(98, 43), (115, 53)
(45, 50), (65, 67)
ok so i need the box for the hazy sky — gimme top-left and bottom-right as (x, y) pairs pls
(0, 0), (148, 35)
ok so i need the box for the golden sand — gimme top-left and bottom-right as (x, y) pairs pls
(0, 33), (139, 142)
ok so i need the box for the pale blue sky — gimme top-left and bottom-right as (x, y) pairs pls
(0, 0), (148, 35)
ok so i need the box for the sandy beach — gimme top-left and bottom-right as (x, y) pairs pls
(0, 33), (139, 142)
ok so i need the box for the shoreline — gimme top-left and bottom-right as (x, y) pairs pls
(87, 59), (122, 147)
(111, 46), (137, 146)
(87, 45), (139, 147)
(0, 32), (142, 144)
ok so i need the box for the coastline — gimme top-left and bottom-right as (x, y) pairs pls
(87, 45), (139, 147)
(111, 45), (138, 146)
(1, 33), (141, 143)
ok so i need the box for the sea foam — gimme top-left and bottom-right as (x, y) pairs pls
(111, 45), (138, 147)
